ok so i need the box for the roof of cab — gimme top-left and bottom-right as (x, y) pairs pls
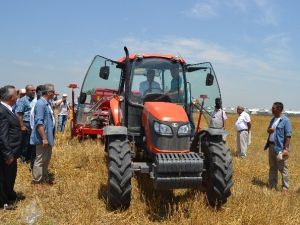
(117, 53), (186, 64)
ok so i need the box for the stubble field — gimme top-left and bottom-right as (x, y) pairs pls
(1, 114), (300, 225)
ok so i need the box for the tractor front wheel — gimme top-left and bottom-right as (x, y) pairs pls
(107, 138), (132, 210)
(202, 139), (233, 207)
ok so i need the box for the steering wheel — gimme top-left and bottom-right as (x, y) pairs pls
(143, 92), (172, 103)
(143, 87), (162, 96)
(167, 89), (184, 102)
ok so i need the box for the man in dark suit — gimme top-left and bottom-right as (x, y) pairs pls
(0, 85), (22, 210)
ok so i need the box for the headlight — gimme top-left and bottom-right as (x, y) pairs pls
(178, 124), (191, 136)
(153, 121), (172, 136)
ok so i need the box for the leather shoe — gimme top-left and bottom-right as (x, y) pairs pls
(3, 203), (16, 210)
(31, 180), (43, 185)
(8, 193), (25, 203)
(45, 180), (54, 185)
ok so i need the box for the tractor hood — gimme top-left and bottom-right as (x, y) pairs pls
(143, 102), (189, 122)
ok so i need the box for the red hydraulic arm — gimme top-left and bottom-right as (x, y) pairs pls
(68, 83), (79, 138)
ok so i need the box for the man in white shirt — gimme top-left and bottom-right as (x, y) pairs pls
(57, 93), (70, 132)
(209, 98), (227, 141)
(235, 106), (251, 158)
(139, 69), (161, 96)
(209, 98), (227, 129)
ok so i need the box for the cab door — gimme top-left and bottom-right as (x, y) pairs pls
(77, 55), (122, 125)
(185, 62), (222, 123)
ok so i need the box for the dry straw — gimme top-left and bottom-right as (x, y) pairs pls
(1, 114), (300, 225)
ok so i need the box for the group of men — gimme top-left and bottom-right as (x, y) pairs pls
(0, 80), (293, 210)
(0, 84), (69, 210)
(210, 100), (292, 193)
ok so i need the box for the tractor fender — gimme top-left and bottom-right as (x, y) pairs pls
(110, 98), (123, 126)
(199, 128), (225, 143)
(191, 128), (225, 153)
(104, 126), (127, 136)
(205, 128), (226, 136)
(196, 128), (224, 139)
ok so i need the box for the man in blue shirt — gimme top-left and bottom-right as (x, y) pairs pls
(139, 69), (161, 96)
(170, 67), (182, 91)
(264, 102), (292, 192)
(30, 84), (55, 184)
(15, 85), (36, 164)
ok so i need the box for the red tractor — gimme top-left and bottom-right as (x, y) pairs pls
(79, 47), (233, 209)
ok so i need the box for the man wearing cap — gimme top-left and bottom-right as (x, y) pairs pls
(57, 93), (70, 132)
(15, 85), (36, 163)
(235, 106), (251, 158)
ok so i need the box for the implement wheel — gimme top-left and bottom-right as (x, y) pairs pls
(107, 137), (132, 210)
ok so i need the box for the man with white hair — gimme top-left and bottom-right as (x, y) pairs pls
(57, 93), (70, 132)
(235, 106), (251, 158)
(0, 85), (22, 210)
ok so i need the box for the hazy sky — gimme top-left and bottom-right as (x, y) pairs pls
(0, 0), (299, 109)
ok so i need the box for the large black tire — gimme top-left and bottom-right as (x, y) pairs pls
(202, 137), (233, 207)
(107, 138), (132, 210)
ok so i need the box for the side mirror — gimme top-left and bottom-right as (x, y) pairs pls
(99, 66), (110, 80)
(79, 92), (87, 104)
(206, 73), (214, 86)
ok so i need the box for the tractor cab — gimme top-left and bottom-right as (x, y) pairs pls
(122, 54), (222, 138)
(129, 56), (186, 105)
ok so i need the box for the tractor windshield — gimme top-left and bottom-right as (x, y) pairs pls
(186, 62), (221, 123)
(76, 55), (121, 125)
(129, 57), (186, 105)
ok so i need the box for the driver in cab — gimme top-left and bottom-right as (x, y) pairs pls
(168, 66), (182, 101)
(139, 69), (161, 96)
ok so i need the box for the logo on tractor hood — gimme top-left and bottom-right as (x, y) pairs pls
(171, 123), (178, 128)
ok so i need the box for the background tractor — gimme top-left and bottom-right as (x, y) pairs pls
(70, 73), (118, 140)
(78, 47), (233, 209)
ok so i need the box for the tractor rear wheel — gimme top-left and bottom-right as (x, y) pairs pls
(202, 138), (233, 207)
(107, 138), (132, 210)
